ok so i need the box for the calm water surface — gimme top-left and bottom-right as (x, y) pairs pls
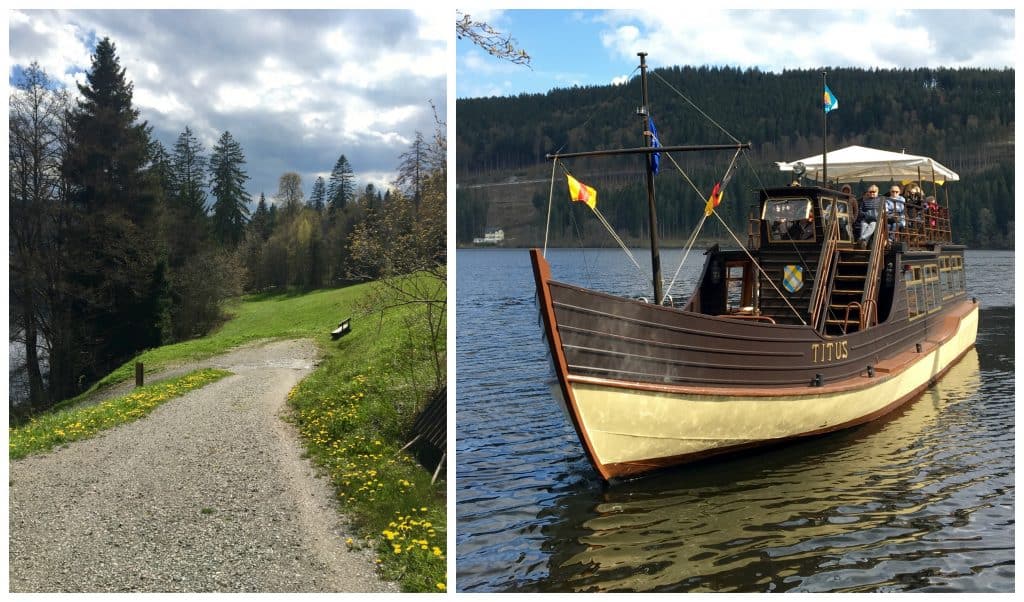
(455, 248), (1014, 592)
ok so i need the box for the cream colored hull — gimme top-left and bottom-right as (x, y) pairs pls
(569, 305), (979, 470)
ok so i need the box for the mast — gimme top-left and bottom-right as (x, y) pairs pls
(638, 52), (663, 304)
(822, 71), (828, 185)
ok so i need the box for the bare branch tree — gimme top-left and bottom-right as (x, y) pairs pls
(456, 11), (531, 67)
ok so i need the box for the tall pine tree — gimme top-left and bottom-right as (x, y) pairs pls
(209, 130), (251, 246)
(61, 37), (167, 392)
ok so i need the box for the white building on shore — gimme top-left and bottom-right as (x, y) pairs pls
(472, 228), (505, 245)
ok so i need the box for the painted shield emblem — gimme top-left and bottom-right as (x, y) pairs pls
(783, 264), (804, 293)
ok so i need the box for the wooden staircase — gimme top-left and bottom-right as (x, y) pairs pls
(823, 248), (872, 335)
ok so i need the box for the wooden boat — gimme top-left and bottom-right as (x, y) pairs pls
(531, 54), (978, 481)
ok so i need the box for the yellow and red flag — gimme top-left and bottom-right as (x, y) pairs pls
(567, 174), (597, 209)
(704, 182), (723, 216)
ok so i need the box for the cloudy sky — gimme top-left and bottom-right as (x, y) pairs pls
(456, 8), (1016, 99)
(9, 9), (448, 204)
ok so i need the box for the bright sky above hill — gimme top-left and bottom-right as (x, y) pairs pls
(9, 9), (448, 203)
(456, 8), (1016, 99)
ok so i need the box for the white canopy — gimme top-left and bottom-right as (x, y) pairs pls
(777, 145), (959, 184)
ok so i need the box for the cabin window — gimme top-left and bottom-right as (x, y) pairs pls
(949, 255), (965, 294)
(906, 266), (925, 320)
(820, 197), (853, 241)
(940, 257), (953, 300)
(724, 262), (752, 313)
(923, 264), (941, 313)
(763, 198), (814, 243)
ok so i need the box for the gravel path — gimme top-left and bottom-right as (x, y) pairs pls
(9, 339), (398, 593)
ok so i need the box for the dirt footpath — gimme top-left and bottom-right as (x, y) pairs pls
(8, 339), (398, 593)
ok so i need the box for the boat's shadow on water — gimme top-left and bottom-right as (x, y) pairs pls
(509, 333), (1012, 593)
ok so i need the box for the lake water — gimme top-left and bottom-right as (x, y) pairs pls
(455, 248), (1014, 592)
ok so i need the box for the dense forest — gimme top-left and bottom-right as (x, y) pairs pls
(9, 38), (445, 417)
(456, 65), (1013, 249)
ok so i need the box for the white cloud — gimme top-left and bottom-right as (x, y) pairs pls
(413, 8), (448, 43)
(9, 10), (445, 201)
(595, 9), (1015, 73)
(134, 89), (190, 119)
(213, 83), (261, 113)
(9, 10), (93, 90)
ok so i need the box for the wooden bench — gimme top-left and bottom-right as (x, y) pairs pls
(331, 318), (351, 340)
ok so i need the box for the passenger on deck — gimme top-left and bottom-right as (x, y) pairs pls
(856, 185), (881, 247)
(906, 183), (925, 202)
(925, 195), (940, 229)
(885, 185), (906, 240)
(904, 183), (925, 233)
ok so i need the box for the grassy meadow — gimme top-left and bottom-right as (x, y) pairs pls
(19, 277), (447, 592)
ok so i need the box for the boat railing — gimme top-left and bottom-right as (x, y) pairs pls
(862, 208), (886, 326)
(891, 197), (953, 249)
(860, 298), (878, 328)
(809, 210), (841, 330)
(839, 302), (861, 335)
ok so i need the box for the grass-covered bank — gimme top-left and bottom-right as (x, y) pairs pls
(10, 368), (230, 459)
(44, 278), (447, 592)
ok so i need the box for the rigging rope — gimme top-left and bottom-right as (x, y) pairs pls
(647, 74), (810, 324)
(555, 163), (644, 274)
(660, 149), (741, 304)
(543, 158), (558, 257)
(661, 212), (708, 305)
(543, 67), (813, 326)
(711, 210), (807, 325)
(651, 71), (743, 145)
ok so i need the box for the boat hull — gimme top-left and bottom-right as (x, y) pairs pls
(530, 249), (979, 481)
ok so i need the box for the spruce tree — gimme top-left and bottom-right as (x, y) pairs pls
(326, 154), (354, 213)
(250, 192), (272, 240)
(171, 126), (208, 221)
(309, 176), (326, 212)
(209, 130), (251, 246)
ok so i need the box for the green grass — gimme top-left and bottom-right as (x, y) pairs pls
(45, 278), (447, 592)
(64, 287), (354, 403)
(9, 368), (230, 460)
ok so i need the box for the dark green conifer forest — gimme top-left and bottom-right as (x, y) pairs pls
(456, 65), (1013, 249)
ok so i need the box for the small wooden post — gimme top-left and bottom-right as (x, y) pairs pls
(135, 362), (144, 388)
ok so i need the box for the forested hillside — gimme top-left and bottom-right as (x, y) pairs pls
(456, 65), (1013, 249)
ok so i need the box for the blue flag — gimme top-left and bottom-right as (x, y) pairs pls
(648, 117), (661, 175)
(823, 84), (839, 113)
